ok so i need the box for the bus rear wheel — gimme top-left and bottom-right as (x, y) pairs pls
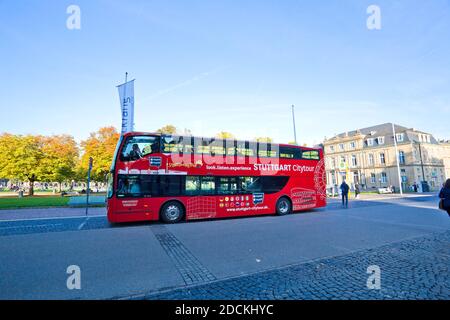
(276, 197), (292, 216)
(160, 201), (185, 223)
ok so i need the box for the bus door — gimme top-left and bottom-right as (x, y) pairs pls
(184, 176), (217, 220)
(115, 174), (152, 217)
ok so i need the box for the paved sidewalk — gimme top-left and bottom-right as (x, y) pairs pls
(328, 192), (437, 201)
(0, 207), (106, 221)
(1, 194), (448, 299)
(139, 231), (450, 300)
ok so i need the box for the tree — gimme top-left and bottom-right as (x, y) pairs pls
(0, 134), (45, 195)
(40, 135), (79, 191)
(80, 127), (120, 182)
(255, 137), (273, 143)
(157, 125), (177, 135)
(180, 128), (193, 136)
(216, 132), (235, 139)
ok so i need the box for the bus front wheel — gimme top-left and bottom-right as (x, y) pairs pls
(160, 201), (185, 223)
(276, 197), (292, 216)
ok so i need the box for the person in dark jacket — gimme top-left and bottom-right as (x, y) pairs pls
(355, 183), (361, 199)
(438, 179), (450, 217)
(340, 180), (350, 208)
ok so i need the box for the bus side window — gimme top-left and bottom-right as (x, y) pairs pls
(302, 150), (320, 160)
(158, 175), (184, 196)
(217, 177), (238, 195)
(261, 176), (289, 193)
(200, 176), (215, 195)
(186, 176), (200, 196)
(280, 146), (302, 159)
(225, 139), (237, 156)
(240, 177), (262, 193)
(120, 136), (161, 161)
(117, 175), (142, 197)
(162, 135), (186, 154)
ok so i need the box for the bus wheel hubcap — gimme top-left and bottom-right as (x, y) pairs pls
(279, 201), (289, 213)
(166, 205), (180, 220)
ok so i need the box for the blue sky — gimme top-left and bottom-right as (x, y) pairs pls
(0, 0), (449, 146)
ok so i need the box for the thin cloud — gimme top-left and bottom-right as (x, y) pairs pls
(140, 65), (229, 102)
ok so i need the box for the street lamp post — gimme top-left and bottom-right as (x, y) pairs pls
(86, 157), (93, 216)
(291, 105), (297, 145)
(416, 141), (428, 192)
(391, 123), (403, 195)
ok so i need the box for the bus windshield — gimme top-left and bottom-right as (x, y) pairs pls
(120, 136), (160, 161)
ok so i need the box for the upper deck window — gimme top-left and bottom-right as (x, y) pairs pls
(162, 135), (193, 154)
(279, 146), (302, 159)
(301, 150), (320, 160)
(120, 136), (160, 162)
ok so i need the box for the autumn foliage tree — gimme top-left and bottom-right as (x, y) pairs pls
(40, 135), (79, 191)
(156, 125), (177, 135)
(79, 127), (120, 182)
(0, 134), (44, 195)
(216, 132), (235, 139)
(255, 137), (273, 143)
(0, 134), (78, 195)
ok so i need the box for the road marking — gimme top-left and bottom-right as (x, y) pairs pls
(78, 217), (90, 230)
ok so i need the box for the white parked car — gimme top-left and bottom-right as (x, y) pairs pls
(378, 187), (393, 194)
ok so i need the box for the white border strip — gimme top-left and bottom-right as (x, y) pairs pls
(0, 214), (106, 223)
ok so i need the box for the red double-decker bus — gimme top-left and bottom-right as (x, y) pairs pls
(106, 132), (326, 224)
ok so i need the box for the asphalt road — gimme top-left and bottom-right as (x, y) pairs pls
(0, 195), (449, 299)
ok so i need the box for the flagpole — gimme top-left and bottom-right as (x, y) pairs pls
(123, 72), (128, 109)
(121, 72), (128, 135)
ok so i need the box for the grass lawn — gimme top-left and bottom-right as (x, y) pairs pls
(0, 196), (70, 209)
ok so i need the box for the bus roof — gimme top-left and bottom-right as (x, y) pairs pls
(121, 131), (321, 151)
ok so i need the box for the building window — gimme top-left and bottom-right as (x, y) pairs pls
(377, 136), (385, 145)
(381, 172), (387, 184)
(329, 145), (335, 153)
(368, 153), (374, 166)
(351, 155), (357, 167)
(367, 138), (375, 147)
(396, 133), (404, 142)
(399, 151), (405, 164)
(330, 158), (336, 169)
(380, 153), (386, 164)
(349, 141), (356, 149)
(371, 173), (376, 184)
(339, 143), (344, 151)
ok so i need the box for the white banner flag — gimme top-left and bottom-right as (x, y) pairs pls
(117, 80), (135, 134)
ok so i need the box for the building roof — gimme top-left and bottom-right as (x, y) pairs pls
(325, 123), (439, 147)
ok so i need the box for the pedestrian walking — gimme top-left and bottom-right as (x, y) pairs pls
(438, 179), (450, 217)
(355, 183), (360, 199)
(413, 182), (418, 193)
(340, 180), (350, 208)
